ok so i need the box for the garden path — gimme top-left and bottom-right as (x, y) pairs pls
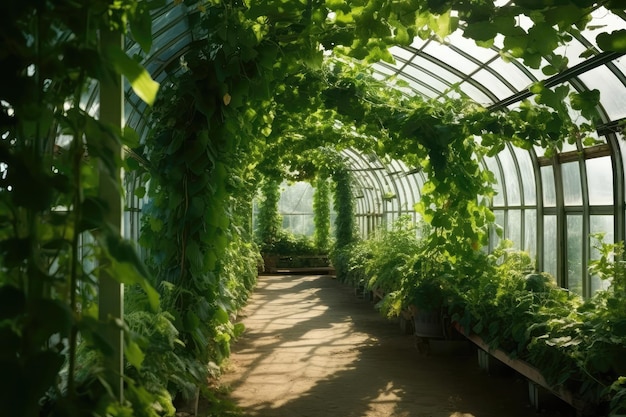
(218, 274), (573, 417)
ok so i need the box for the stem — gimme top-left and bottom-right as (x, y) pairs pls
(67, 67), (86, 399)
(67, 129), (82, 399)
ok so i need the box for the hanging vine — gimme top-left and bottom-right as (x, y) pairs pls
(313, 171), (331, 252)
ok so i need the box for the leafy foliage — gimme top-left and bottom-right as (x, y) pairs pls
(313, 173), (332, 252)
(255, 178), (282, 252)
(0, 0), (164, 415)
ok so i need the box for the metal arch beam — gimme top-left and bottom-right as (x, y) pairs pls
(488, 51), (625, 112)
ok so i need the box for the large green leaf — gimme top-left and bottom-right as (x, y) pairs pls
(105, 46), (159, 106)
(597, 29), (626, 52)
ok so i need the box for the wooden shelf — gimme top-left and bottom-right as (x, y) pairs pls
(456, 324), (587, 414)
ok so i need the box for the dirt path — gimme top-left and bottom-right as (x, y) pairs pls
(219, 274), (572, 417)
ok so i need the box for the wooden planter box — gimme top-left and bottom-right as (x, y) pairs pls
(261, 254), (279, 273)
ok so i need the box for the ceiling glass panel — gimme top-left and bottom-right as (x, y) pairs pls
(439, 31), (498, 65)
(561, 140), (578, 153)
(582, 9), (626, 50)
(152, 6), (186, 36)
(410, 56), (464, 83)
(552, 37), (589, 68)
(399, 70), (451, 95)
(394, 77), (438, 98)
(471, 69), (515, 100)
(487, 59), (537, 91)
(578, 67), (626, 120)
(562, 162), (583, 206)
(586, 157), (614, 205)
(457, 83), (492, 105)
(389, 46), (416, 61)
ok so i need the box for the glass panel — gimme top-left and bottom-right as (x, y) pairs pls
(488, 59), (537, 90)
(561, 162), (583, 206)
(423, 39), (485, 73)
(583, 9), (626, 50)
(492, 210), (505, 249)
(507, 210), (522, 249)
(586, 157), (613, 205)
(543, 215), (557, 281)
(389, 46), (416, 61)
(279, 182), (314, 214)
(513, 146), (536, 205)
(578, 67), (626, 120)
(560, 137), (578, 152)
(499, 148), (521, 206)
(484, 157), (504, 206)
(567, 214), (584, 295)
(410, 56), (464, 84)
(541, 166), (556, 207)
(590, 215), (614, 294)
(524, 209), (537, 259)
(552, 37), (588, 68)
(458, 82), (493, 105)
(472, 69), (515, 100)
(400, 67), (451, 93)
(282, 214), (314, 236)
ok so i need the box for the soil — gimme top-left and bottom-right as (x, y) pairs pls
(218, 274), (575, 417)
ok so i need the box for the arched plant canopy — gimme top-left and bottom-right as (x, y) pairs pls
(125, 0), (626, 294)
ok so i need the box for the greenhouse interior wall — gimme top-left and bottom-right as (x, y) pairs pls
(2, 1), (626, 417)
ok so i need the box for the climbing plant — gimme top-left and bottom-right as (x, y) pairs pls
(0, 0), (164, 416)
(254, 178), (282, 253)
(313, 171), (331, 252)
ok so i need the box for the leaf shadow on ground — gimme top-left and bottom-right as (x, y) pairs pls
(220, 274), (575, 417)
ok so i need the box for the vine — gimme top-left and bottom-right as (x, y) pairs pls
(254, 178), (282, 254)
(313, 171), (331, 252)
(0, 0), (164, 415)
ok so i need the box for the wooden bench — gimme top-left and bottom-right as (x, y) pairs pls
(274, 255), (335, 274)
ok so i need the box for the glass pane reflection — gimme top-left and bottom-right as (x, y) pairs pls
(543, 215), (557, 281)
(562, 162), (582, 206)
(567, 214), (583, 295)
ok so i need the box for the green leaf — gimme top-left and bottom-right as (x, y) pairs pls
(213, 307), (230, 325)
(463, 21), (496, 42)
(105, 46), (159, 106)
(569, 89), (600, 121)
(130, 2), (153, 53)
(234, 322), (246, 337)
(597, 29), (626, 52)
(0, 286), (25, 320)
(134, 185), (146, 198)
(122, 126), (141, 148)
(432, 10), (458, 40)
(125, 339), (145, 369)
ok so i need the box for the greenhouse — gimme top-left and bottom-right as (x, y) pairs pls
(1, 0), (626, 416)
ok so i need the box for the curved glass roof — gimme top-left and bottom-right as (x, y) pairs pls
(116, 2), (626, 296)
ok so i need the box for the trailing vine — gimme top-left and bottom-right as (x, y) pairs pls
(313, 171), (331, 252)
(254, 178), (282, 254)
